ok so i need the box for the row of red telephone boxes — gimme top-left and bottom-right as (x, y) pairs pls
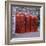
(15, 12), (38, 33)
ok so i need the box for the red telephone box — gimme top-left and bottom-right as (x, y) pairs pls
(25, 13), (31, 32)
(16, 12), (21, 33)
(19, 13), (25, 33)
(30, 15), (33, 32)
(33, 16), (38, 32)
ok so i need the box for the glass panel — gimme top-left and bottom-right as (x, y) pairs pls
(11, 5), (40, 38)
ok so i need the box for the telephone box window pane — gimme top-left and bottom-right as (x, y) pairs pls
(11, 5), (40, 38)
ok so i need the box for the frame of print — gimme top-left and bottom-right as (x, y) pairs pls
(5, 1), (45, 45)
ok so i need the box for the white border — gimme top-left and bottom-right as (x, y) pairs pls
(8, 2), (44, 44)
